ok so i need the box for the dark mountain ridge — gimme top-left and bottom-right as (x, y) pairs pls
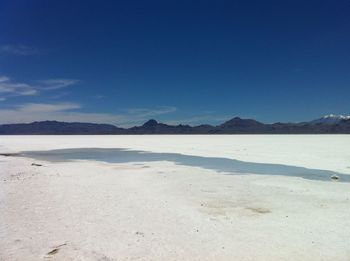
(1, 117), (350, 135)
(0, 121), (124, 135)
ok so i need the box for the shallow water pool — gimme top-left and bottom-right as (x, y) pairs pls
(22, 148), (349, 182)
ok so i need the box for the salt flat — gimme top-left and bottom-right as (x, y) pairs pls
(1, 135), (350, 260)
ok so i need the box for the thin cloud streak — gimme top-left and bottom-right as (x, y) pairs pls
(37, 79), (79, 90)
(0, 44), (41, 56)
(0, 76), (38, 96)
(17, 103), (81, 113)
(0, 103), (177, 127)
(0, 75), (78, 99)
(51, 92), (71, 99)
(126, 106), (177, 118)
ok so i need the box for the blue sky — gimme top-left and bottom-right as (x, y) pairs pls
(0, 0), (349, 126)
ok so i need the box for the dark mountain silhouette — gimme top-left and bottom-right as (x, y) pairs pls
(1, 116), (350, 135)
(0, 121), (123, 135)
(214, 117), (269, 134)
(127, 119), (196, 134)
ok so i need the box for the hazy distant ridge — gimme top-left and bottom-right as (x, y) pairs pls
(1, 115), (350, 134)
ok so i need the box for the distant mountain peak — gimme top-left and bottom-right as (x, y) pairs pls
(228, 117), (242, 122)
(322, 114), (350, 120)
(142, 119), (158, 127)
(310, 114), (350, 125)
(220, 117), (263, 127)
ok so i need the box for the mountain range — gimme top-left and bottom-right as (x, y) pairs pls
(1, 115), (350, 135)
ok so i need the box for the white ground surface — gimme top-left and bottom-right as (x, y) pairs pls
(1, 135), (350, 260)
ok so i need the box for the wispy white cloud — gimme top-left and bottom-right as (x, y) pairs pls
(94, 95), (105, 99)
(0, 44), (41, 56)
(0, 76), (38, 96)
(51, 92), (71, 99)
(37, 79), (79, 90)
(0, 76), (9, 82)
(0, 103), (177, 127)
(126, 106), (177, 118)
(0, 102), (120, 124)
(16, 102), (81, 113)
(0, 75), (78, 99)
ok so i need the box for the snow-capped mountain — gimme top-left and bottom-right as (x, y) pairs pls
(310, 114), (350, 125)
